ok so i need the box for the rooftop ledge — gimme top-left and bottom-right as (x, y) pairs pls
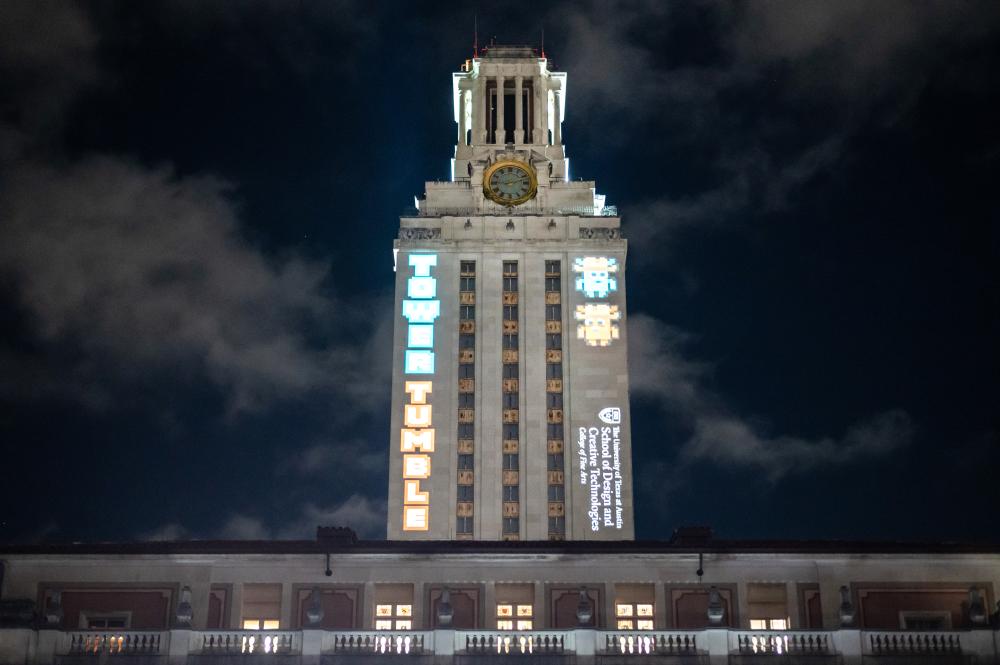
(2, 627), (997, 661)
(403, 205), (618, 218)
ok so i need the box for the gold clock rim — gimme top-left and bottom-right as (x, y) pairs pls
(483, 159), (538, 207)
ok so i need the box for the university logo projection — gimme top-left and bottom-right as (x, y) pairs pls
(573, 256), (621, 347)
(400, 253), (439, 531)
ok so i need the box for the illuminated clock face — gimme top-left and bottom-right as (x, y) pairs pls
(483, 160), (537, 206)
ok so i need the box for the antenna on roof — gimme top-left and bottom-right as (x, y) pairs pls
(541, 27), (545, 59)
(473, 14), (478, 58)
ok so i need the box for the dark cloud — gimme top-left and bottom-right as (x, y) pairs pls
(628, 312), (915, 483)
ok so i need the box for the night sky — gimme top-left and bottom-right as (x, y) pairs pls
(1, 1), (998, 544)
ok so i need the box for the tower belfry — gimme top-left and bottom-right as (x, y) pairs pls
(388, 45), (634, 541)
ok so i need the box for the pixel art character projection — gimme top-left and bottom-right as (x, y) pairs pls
(573, 256), (618, 298)
(574, 303), (621, 347)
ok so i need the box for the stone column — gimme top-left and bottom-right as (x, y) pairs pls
(533, 582), (546, 629)
(514, 75), (523, 144)
(362, 582), (375, 630)
(474, 76), (486, 145)
(654, 583), (668, 629)
(533, 76), (543, 144)
(553, 89), (562, 146)
(458, 88), (468, 146)
(495, 73), (505, 144)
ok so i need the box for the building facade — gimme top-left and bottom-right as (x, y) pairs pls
(2, 45), (999, 665)
(388, 45), (634, 542)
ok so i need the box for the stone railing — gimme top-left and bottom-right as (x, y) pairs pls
(1, 627), (992, 663)
(458, 630), (571, 654)
(323, 630), (431, 655)
(197, 630), (298, 654)
(601, 631), (700, 655)
(864, 630), (963, 654)
(62, 631), (166, 655)
(731, 630), (832, 655)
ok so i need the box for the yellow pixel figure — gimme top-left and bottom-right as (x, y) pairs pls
(575, 304), (621, 347)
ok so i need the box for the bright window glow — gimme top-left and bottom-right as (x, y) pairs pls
(497, 620), (513, 630)
(770, 619), (788, 630)
(497, 604), (513, 617)
(516, 605), (533, 617)
(617, 619), (634, 630)
(573, 256), (618, 298)
(516, 620), (533, 630)
(400, 428), (435, 453)
(396, 605), (412, 617)
(375, 620), (392, 630)
(402, 300), (441, 325)
(261, 620), (279, 630)
(407, 324), (434, 348)
(750, 618), (788, 630)
(636, 604), (653, 617)
(404, 349), (435, 373)
(637, 619), (653, 630)
(616, 604), (633, 617)
(395, 620), (411, 630)
(402, 454), (431, 478)
(403, 404), (432, 427)
(243, 619), (259, 630)
(376, 605), (393, 617)
(407, 276), (437, 299)
(574, 303), (621, 347)
(408, 254), (437, 276)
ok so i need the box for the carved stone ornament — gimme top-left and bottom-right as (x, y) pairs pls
(399, 228), (442, 240)
(706, 587), (724, 626)
(305, 587), (325, 627)
(579, 227), (620, 240)
(436, 588), (454, 627)
(838, 585), (856, 627)
(576, 588), (593, 626)
(175, 586), (193, 627)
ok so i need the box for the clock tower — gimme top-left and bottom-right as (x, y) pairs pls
(388, 45), (634, 541)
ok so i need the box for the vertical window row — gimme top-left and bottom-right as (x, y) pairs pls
(501, 260), (520, 540)
(545, 259), (566, 539)
(457, 261), (476, 538)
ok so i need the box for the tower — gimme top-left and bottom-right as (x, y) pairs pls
(388, 45), (634, 541)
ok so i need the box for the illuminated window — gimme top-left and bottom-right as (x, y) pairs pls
(747, 583), (788, 630)
(375, 604), (412, 630)
(497, 604), (532, 630)
(242, 618), (280, 630)
(616, 603), (654, 630)
(750, 618), (788, 630)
